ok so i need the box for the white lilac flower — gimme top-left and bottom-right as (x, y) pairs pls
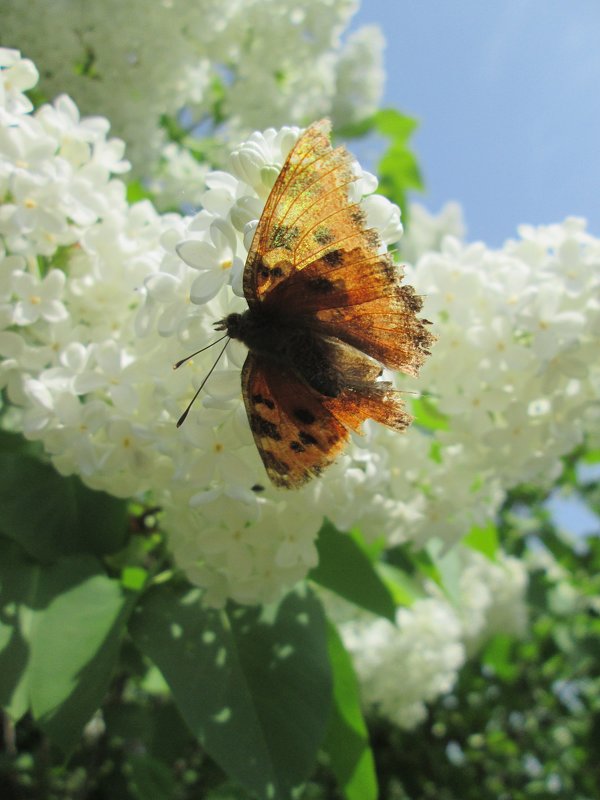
(399, 201), (466, 264)
(330, 25), (385, 127)
(392, 212), (600, 548)
(176, 218), (244, 305)
(0, 48), (38, 123)
(436, 549), (528, 656)
(334, 597), (465, 730)
(148, 143), (210, 212)
(1, 0), (384, 190)
(11, 269), (68, 325)
(363, 193), (403, 246)
(323, 543), (528, 730)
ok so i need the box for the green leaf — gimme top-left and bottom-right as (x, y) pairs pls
(374, 109), (419, 140)
(463, 523), (499, 560)
(334, 108), (425, 223)
(126, 181), (154, 204)
(121, 566), (149, 591)
(127, 754), (175, 800)
(323, 621), (377, 800)
(582, 448), (600, 464)
(386, 543), (441, 587)
(0, 429), (42, 458)
(380, 147), (422, 189)
(377, 562), (423, 607)
(129, 582), (332, 800)
(309, 522), (396, 621)
(372, 108), (424, 222)
(0, 453), (128, 561)
(426, 539), (462, 605)
(481, 634), (519, 683)
(104, 701), (193, 765)
(0, 537), (131, 751)
(73, 477), (130, 556)
(411, 395), (449, 432)
(334, 115), (377, 140)
(159, 113), (187, 145)
(348, 527), (388, 561)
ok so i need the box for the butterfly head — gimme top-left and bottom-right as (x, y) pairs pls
(214, 312), (244, 340)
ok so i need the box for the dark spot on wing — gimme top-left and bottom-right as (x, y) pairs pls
(314, 226), (334, 245)
(350, 207), (366, 226)
(365, 229), (380, 248)
(252, 393), (275, 410)
(271, 266), (284, 278)
(255, 256), (270, 280)
(251, 483), (265, 492)
(299, 431), (318, 447)
(401, 284), (423, 312)
(381, 257), (397, 282)
(290, 440), (305, 452)
(250, 413), (281, 440)
(308, 276), (334, 294)
(270, 224), (299, 249)
(293, 407), (316, 425)
(322, 249), (343, 266)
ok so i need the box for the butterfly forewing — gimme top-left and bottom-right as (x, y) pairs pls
(244, 119), (361, 302)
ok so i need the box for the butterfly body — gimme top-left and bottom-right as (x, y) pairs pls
(187, 120), (435, 488)
(217, 309), (350, 398)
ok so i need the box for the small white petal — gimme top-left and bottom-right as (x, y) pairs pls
(12, 271), (36, 297)
(41, 299), (69, 323)
(42, 269), (66, 298)
(190, 488), (222, 507)
(12, 302), (39, 326)
(177, 239), (217, 270)
(229, 260), (245, 297)
(73, 373), (107, 394)
(190, 271), (226, 305)
(111, 383), (139, 410)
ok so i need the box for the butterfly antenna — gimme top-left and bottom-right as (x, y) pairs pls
(173, 333), (229, 370)
(176, 338), (230, 428)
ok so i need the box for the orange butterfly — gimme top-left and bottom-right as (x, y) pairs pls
(180, 120), (435, 489)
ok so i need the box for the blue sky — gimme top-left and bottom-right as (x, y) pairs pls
(352, 1), (600, 246)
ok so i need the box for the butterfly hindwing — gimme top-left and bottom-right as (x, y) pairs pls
(242, 352), (349, 488)
(324, 383), (412, 435)
(242, 342), (412, 487)
(264, 246), (434, 375)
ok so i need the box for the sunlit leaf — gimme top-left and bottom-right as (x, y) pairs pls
(323, 621), (377, 800)
(310, 522), (396, 621)
(130, 582), (332, 800)
(0, 537), (130, 751)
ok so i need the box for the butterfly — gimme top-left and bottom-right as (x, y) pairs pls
(179, 119), (435, 489)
